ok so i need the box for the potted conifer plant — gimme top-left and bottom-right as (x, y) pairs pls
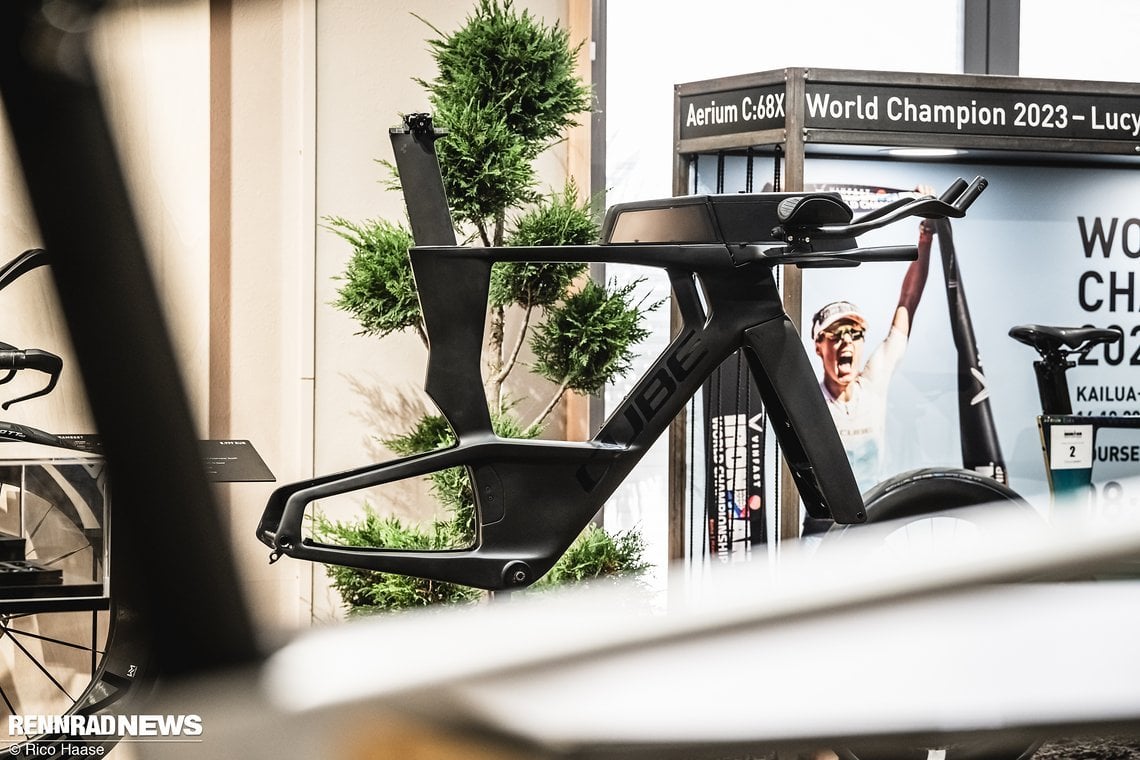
(314, 0), (654, 614)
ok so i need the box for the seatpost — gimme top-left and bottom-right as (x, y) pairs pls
(1033, 355), (1074, 416)
(389, 113), (457, 246)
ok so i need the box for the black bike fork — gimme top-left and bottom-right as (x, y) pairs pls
(740, 314), (866, 525)
(936, 218), (1008, 483)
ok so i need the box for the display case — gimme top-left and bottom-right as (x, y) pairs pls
(0, 457), (108, 611)
(670, 68), (1140, 556)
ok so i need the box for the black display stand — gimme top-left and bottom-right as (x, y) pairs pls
(667, 67), (1140, 551)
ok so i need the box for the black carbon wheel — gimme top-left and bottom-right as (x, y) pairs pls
(0, 461), (146, 756)
(826, 467), (1038, 553)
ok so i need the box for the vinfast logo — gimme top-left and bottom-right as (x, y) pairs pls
(575, 330), (709, 491)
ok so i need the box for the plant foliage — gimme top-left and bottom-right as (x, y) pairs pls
(313, 511), (648, 615)
(426, 102), (537, 238)
(321, 1), (653, 614)
(531, 278), (657, 395)
(422, 0), (588, 149)
(312, 507), (483, 614)
(418, 0), (590, 243)
(327, 217), (422, 341)
(531, 524), (649, 590)
(489, 183), (595, 309)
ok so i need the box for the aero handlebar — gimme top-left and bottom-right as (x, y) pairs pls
(0, 247), (52, 292)
(0, 249), (64, 408)
(771, 176), (988, 244)
(0, 346), (63, 409)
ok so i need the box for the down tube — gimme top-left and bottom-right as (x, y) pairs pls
(741, 316), (866, 525)
(583, 323), (737, 498)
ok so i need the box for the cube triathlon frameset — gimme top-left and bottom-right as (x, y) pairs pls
(256, 115), (1017, 592)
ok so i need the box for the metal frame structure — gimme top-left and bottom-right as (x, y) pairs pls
(671, 66), (1140, 546)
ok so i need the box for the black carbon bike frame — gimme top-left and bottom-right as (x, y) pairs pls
(257, 116), (988, 591)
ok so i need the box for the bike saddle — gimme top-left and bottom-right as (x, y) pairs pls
(1008, 324), (1121, 358)
(776, 194), (852, 227)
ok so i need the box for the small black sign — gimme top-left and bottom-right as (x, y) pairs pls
(0, 431), (274, 483)
(198, 439), (275, 483)
(679, 85), (786, 139)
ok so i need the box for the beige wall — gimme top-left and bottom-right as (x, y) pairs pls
(0, 0), (212, 448)
(213, 0), (319, 636)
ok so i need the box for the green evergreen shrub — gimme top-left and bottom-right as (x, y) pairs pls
(320, 0), (654, 614)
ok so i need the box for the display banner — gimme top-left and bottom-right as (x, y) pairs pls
(801, 83), (1140, 142)
(679, 77), (1140, 145)
(798, 159), (1140, 517)
(702, 350), (766, 557)
(692, 153), (1140, 525)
